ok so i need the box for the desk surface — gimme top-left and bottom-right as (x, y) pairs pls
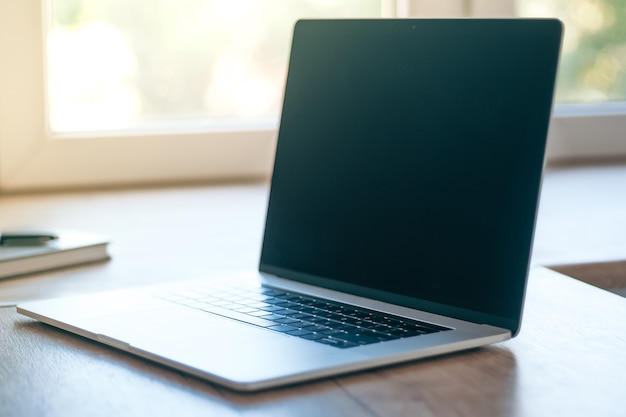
(2, 267), (625, 417)
(0, 184), (268, 305)
(1, 167), (626, 416)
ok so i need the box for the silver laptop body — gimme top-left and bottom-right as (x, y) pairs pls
(18, 19), (562, 392)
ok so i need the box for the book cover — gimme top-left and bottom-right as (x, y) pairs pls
(0, 230), (110, 279)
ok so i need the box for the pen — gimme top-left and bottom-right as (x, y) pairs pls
(0, 231), (59, 246)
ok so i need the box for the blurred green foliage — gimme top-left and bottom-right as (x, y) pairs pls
(524, 0), (626, 103)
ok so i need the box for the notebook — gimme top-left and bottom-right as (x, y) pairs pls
(0, 230), (109, 281)
(17, 19), (563, 391)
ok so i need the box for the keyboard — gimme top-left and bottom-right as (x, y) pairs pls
(154, 283), (450, 349)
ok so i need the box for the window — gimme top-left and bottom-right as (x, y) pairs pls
(48, 0), (382, 133)
(516, 0), (626, 161)
(520, 0), (626, 104)
(1, 1), (624, 191)
(0, 1), (385, 191)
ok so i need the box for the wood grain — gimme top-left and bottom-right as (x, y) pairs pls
(550, 260), (626, 290)
(2, 267), (625, 417)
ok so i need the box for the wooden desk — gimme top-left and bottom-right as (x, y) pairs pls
(0, 184), (269, 305)
(2, 267), (625, 417)
(1, 180), (626, 416)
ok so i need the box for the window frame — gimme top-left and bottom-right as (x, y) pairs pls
(1, 0), (624, 192)
(0, 1), (278, 192)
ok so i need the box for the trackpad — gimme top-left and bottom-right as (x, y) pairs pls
(75, 306), (366, 385)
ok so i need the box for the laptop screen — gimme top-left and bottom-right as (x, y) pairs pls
(260, 19), (562, 334)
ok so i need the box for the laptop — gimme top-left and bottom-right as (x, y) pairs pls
(18, 19), (562, 391)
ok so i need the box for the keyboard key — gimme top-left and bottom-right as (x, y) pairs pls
(248, 310), (270, 317)
(319, 329), (345, 336)
(259, 305), (283, 312)
(249, 302), (271, 308)
(371, 325), (393, 333)
(367, 331), (399, 341)
(274, 317), (300, 325)
(282, 295), (304, 302)
(233, 307), (257, 314)
(290, 313), (315, 320)
(298, 325), (328, 332)
(300, 307), (320, 314)
(331, 333), (381, 345)
(330, 324), (354, 331)
(286, 329), (314, 337)
(262, 298), (284, 305)
(272, 309), (295, 316)
(308, 317), (330, 324)
(317, 338), (358, 349)
(387, 329), (408, 339)
(259, 313), (284, 321)
(267, 325), (298, 333)
(275, 301), (299, 308)
(300, 333), (327, 341)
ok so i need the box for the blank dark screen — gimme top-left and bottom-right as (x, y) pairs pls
(260, 19), (562, 333)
